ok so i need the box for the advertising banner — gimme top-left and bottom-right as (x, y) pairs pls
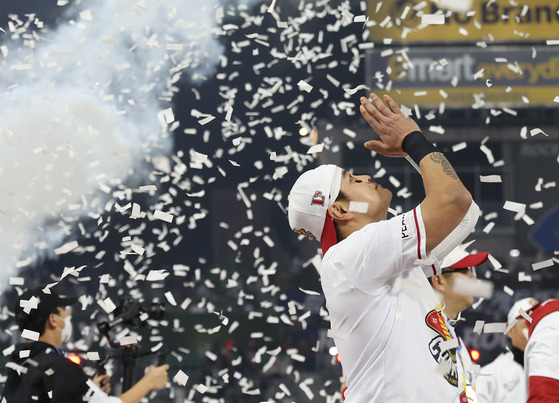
(368, 0), (559, 43)
(365, 45), (559, 107)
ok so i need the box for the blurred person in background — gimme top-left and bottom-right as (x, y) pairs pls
(508, 297), (559, 402)
(429, 246), (490, 402)
(2, 286), (169, 403)
(476, 297), (539, 403)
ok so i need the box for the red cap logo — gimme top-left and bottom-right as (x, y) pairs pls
(311, 191), (325, 206)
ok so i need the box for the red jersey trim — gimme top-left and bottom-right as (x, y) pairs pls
(413, 208), (421, 260)
(528, 376), (559, 402)
(528, 299), (559, 337)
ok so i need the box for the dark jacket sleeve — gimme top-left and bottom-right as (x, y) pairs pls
(48, 354), (90, 402)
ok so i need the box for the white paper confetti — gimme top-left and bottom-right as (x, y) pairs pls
(87, 352), (100, 360)
(307, 144), (324, 154)
(165, 291), (177, 306)
(483, 323), (507, 333)
(453, 277), (494, 298)
(473, 321), (485, 335)
(153, 210), (174, 223)
(298, 287), (320, 296)
(480, 175), (502, 183)
(439, 338), (459, 351)
(532, 259), (554, 271)
(327, 329), (349, 340)
(297, 80), (313, 93)
(98, 298), (117, 314)
(421, 14), (445, 25)
(119, 335), (138, 345)
(54, 241), (79, 255)
(173, 370), (189, 386)
(452, 142), (467, 152)
(9, 277), (24, 285)
(21, 329), (40, 341)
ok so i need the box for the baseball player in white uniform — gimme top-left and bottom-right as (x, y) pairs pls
(288, 93), (480, 402)
(476, 297), (539, 403)
(506, 297), (559, 402)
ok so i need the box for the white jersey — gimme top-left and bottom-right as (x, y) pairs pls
(476, 351), (526, 403)
(321, 206), (464, 402)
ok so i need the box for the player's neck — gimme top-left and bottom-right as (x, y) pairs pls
(338, 215), (386, 240)
(443, 306), (460, 321)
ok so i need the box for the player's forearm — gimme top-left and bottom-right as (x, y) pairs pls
(402, 130), (471, 215)
(419, 152), (472, 210)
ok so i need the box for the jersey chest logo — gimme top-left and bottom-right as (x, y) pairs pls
(425, 309), (459, 387)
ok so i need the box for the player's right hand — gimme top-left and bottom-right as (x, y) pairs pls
(360, 93), (421, 158)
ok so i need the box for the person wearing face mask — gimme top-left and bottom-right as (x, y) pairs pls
(2, 286), (169, 403)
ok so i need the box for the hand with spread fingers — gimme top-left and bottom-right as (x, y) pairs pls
(360, 93), (421, 157)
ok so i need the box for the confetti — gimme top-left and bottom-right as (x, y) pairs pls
(153, 210), (174, 223)
(119, 336), (138, 346)
(480, 175), (502, 183)
(473, 321), (485, 335)
(173, 370), (189, 386)
(483, 323), (507, 334)
(21, 329), (40, 341)
(54, 241), (79, 255)
(9, 277), (24, 285)
(453, 277), (494, 298)
(307, 144), (324, 154)
(87, 352), (100, 360)
(421, 14), (445, 25)
(297, 80), (313, 93)
(532, 259), (554, 271)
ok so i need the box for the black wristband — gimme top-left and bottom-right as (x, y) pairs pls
(401, 131), (439, 165)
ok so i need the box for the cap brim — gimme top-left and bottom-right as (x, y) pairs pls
(320, 211), (338, 255)
(449, 252), (490, 269)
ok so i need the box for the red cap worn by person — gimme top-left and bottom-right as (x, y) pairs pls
(288, 164), (343, 255)
(440, 244), (490, 271)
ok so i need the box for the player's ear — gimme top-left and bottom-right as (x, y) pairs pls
(430, 274), (446, 293)
(45, 313), (58, 330)
(328, 201), (352, 222)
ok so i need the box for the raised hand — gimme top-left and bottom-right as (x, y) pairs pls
(144, 364), (169, 391)
(360, 93), (421, 157)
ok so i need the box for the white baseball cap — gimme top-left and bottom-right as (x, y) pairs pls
(507, 297), (539, 324)
(288, 164), (343, 255)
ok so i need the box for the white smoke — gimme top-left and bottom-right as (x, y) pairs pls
(0, 0), (224, 283)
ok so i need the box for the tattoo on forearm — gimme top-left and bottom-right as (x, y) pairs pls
(430, 152), (459, 179)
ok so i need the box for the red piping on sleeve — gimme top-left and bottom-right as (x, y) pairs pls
(413, 208), (422, 260)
